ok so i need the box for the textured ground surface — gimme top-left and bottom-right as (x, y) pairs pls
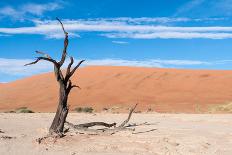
(0, 113), (232, 155)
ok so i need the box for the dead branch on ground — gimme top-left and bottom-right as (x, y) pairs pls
(0, 129), (4, 133)
(65, 104), (141, 135)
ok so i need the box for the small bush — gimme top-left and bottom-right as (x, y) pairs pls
(75, 107), (94, 113)
(16, 107), (34, 113)
(209, 102), (232, 113)
(102, 107), (108, 111)
(83, 107), (94, 113)
(16, 107), (27, 110)
(4, 110), (16, 113)
(18, 109), (34, 113)
(75, 107), (83, 112)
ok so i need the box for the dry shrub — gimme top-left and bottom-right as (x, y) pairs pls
(209, 102), (232, 113)
(16, 107), (34, 113)
(75, 107), (94, 113)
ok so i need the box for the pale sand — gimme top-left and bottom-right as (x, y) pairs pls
(0, 113), (232, 155)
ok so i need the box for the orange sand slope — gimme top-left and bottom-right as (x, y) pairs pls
(1, 66), (232, 113)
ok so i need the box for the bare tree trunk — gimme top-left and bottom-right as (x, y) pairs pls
(49, 83), (69, 134)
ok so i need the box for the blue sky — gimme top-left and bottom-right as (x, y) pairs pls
(1, 0), (232, 82)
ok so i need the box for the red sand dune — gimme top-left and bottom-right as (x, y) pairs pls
(1, 66), (232, 113)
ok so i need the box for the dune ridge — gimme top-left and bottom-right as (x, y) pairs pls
(1, 66), (232, 113)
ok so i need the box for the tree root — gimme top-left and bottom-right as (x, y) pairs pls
(36, 133), (65, 144)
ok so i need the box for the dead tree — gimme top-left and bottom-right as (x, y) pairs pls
(25, 18), (85, 136)
(25, 18), (149, 140)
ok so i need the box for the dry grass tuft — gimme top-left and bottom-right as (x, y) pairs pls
(209, 102), (232, 113)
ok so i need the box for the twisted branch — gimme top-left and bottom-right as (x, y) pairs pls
(24, 57), (58, 66)
(66, 56), (74, 80)
(65, 60), (85, 80)
(118, 103), (138, 128)
(25, 18), (84, 84)
(56, 17), (68, 66)
(35, 51), (51, 59)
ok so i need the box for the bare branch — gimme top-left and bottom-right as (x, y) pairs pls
(71, 85), (81, 89)
(56, 17), (68, 34)
(132, 129), (157, 135)
(24, 56), (64, 81)
(64, 104), (138, 135)
(66, 80), (72, 90)
(65, 56), (74, 81)
(67, 60), (85, 79)
(66, 121), (116, 128)
(118, 104), (138, 128)
(0, 129), (4, 133)
(65, 121), (134, 135)
(35, 51), (51, 59)
(56, 17), (68, 66)
(24, 57), (58, 66)
(66, 80), (80, 94)
(125, 122), (159, 128)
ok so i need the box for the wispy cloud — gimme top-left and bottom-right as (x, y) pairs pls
(45, 32), (80, 39)
(1, 57), (231, 80)
(112, 41), (129, 44)
(0, 6), (19, 19)
(0, 17), (232, 39)
(84, 59), (209, 67)
(75, 17), (223, 24)
(175, 0), (232, 17)
(175, 0), (206, 16)
(21, 2), (62, 16)
(0, 58), (53, 76)
(103, 32), (232, 39)
(0, 1), (63, 21)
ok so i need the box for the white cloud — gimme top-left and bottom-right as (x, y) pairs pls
(0, 81), (7, 83)
(21, 2), (62, 16)
(0, 6), (19, 18)
(0, 57), (226, 78)
(83, 59), (211, 68)
(175, 0), (232, 17)
(45, 32), (80, 39)
(103, 32), (232, 39)
(84, 59), (162, 67)
(0, 2), (63, 20)
(0, 58), (52, 76)
(175, 0), (206, 16)
(0, 18), (232, 39)
(75, 17), (223, 24)
(112, 41), (129, 44)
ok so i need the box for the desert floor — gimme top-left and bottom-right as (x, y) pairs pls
(0, 113), (232, 155)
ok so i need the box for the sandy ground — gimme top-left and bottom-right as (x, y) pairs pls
(0, 113), (232, 155)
